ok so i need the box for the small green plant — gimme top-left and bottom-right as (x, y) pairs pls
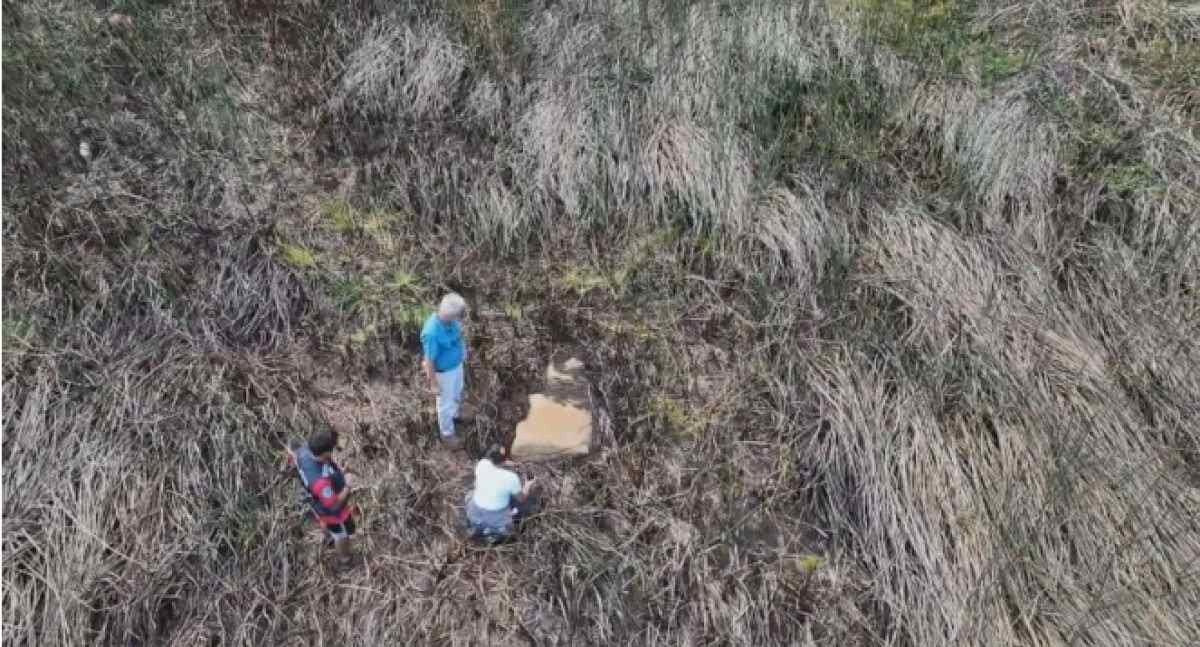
(279, 244), (316, 269)
(362, 211), (397, 248)
(559, 265), (627, 297)
(321, 197), (357, 233)
(1127, 37), (1200, 118)
(1083, 124), (1122, 149)
(979, 42), (1026, 86)
(331, 276), (370, 312)
(502, 302), (524, 321)
(649, 394), (689, 430)
(648, 394), (713, 438)
(840, 0), (974, 72)
(1103, 160), (1156, 194)
(385, 270), (420, 293)
(3, 317), (37, 349)
(797, 554), (825, 574)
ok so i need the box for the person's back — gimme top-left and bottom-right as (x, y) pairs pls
(288, 430), (356, 563)
(294, 445), (349, 521)
(464, 444), (535, 540)
(472, 457), (522, 510)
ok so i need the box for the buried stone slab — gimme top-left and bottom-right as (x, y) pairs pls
(511, 356), (592, 459)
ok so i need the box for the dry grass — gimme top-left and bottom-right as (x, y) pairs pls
(5, 0), (1199, 645)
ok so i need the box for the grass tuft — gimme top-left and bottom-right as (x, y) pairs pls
(278, 244), (317, 269)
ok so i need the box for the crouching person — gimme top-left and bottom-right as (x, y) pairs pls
(465, 444), (537, 543)
(288, 430), (356, 566)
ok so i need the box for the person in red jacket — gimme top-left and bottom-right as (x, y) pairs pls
(287, 430), (355, 564)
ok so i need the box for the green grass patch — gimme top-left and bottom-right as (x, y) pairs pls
(837, 0), (1030, 84)
(321, 197), (357, 233)
(4, 2), (245, 153)
(778, 63), (889, 178)
(1, 9), (105, 113)
(331, 276), (370, 312)
(648, 394), (693, 434)
(385, 270), (421, 293)
(559, 265), (628, 297)
(1125, 36), (1200, 118)
(502, 302), (524, 321)
(363, 212), (397, 249)
(978, 40), (1027, 86)
(797, 554), (825, 574)
(320, 199), (399, 248)
(839, 0), (975, 71)
(1102, 160), (1157, 194)
(3, 317), (38, 350)
(278, 244), (317, 269)
(647, 393), (716, 439)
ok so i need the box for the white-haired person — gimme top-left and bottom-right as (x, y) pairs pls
(421, 293), (468, 447)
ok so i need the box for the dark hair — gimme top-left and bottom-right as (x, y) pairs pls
(483, 443), (507, 464)
(309, 429), (338, 456)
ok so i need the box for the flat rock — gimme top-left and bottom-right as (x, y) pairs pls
(512, 356), (591, 459)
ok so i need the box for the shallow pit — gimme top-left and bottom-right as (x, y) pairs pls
(510, 355), (592, 459)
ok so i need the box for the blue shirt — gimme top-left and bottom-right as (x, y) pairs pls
(421, 313), (464, 372)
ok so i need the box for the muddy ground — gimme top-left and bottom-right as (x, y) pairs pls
(262, 240), (822, 607)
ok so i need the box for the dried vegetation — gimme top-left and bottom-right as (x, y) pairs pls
(4, 0), (1199, 644)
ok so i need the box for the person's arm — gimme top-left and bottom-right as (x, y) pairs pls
(420, 331), (439, 394)
(421, 357), (439, 394)
(512, 474), (535, 504)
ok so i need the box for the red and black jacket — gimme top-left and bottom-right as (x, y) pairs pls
(290, 443), (352, 526)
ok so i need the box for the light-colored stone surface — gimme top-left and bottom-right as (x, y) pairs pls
(512, 356), (592, 458)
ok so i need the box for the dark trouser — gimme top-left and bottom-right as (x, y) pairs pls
(324, 517), (356, 543)
(510, 494), (538, 526)
(465, 493), (539, 539)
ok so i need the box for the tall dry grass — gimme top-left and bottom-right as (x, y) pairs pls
(5, 0), (1199, 644)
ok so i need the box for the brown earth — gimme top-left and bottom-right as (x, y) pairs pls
(512, 356), (593, 459)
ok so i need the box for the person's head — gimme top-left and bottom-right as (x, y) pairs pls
(483, 443), (507, 465)
(308, 429), (339, 460)
(437, 292), (467, 323)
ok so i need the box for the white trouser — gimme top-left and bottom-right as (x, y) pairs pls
(435, 364), (464, 437)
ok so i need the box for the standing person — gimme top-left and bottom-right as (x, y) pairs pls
(287, 430), (356, 566)
(422, 292), (468, 447)
(464, 444), (538, 542)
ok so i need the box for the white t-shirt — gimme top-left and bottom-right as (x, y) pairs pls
(472, 459), (522, 511)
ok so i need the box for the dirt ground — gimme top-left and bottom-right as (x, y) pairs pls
(281, 293), (635, 572)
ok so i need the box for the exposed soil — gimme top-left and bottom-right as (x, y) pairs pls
(511, 355), (592, 458)
(277, 286), (633, 556)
